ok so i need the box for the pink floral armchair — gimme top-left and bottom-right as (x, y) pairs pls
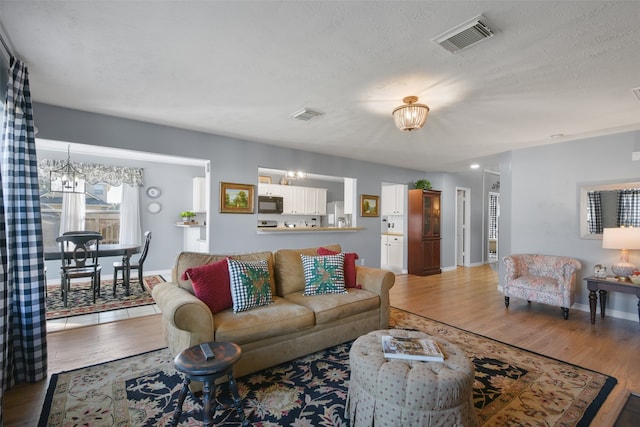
(503, 254), (582, 320)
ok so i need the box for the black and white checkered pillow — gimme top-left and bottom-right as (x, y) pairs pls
(227, 258), (274, 312)
(301, 253), (347, 296)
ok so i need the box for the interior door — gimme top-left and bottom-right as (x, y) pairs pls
(456, 188), (470, 267)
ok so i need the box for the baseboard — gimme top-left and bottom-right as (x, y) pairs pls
(493, 296), (639, 323)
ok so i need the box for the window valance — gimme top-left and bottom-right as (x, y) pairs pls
(38, 159), (144, 187)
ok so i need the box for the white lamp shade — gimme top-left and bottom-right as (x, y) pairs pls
(602, 227), (640, 250)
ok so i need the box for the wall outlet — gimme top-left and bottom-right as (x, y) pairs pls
(360, 258), (365, 266)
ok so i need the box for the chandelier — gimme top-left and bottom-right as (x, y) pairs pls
(392, 96), (430, 132)
(49, 145), (85, 193)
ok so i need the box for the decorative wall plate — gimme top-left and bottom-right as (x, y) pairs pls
(146, 186), (161, 198)
(148, 202), (162, 214)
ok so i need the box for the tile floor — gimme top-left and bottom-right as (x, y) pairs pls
(46, 304), (162, 333)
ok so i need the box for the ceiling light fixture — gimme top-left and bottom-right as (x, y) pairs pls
(49, 145), (85, 193)
(392, 96), (430, 132)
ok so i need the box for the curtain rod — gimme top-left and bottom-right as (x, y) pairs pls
(0, 28), (15, 63)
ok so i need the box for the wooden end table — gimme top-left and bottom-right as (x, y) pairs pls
(583, 276), (640, 324)
(170, 341), (248, 427)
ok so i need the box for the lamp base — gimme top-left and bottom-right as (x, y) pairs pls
(611, 262), (638, 278)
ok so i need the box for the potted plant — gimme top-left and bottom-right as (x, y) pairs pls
(180, 210), (196, 224)
(414, 179), (431, 190)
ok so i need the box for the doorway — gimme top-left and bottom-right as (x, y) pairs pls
(488, 192), (500, 263)
(455, 187), (471, 267)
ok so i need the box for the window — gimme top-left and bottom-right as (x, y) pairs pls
(39, 180), (122, 247)
(38, 158), (143, 248)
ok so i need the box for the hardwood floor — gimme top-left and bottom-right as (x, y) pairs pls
(5, 264), (638, 426)
(3, 315), (166, 426)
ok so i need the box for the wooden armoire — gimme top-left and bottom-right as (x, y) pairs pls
(407, 189), (441, 276)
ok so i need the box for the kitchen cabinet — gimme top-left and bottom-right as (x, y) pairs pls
(192, 177), (207, 212)
(258, 183), (283, 197)
(305, 188), (327, 215)
(408, 189), (441, 276)
(382, 184), (405, 215)
(381, 234), (404, 272)
(281, 186), (306, 214)
(282, 186), (327, 215)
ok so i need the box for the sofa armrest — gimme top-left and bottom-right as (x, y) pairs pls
(356, 265), (395, 329)
(151, 282), (215, 346)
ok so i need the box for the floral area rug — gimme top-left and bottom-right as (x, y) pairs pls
(38, 308), (616, 426)
(46, 275), (165, 319)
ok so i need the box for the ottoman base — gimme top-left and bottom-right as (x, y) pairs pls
(346, 329), (478, 427)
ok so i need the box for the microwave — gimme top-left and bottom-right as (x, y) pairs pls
(258, 196), (284, 214)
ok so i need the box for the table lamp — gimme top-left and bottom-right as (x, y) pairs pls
(602, 227), (640, 277)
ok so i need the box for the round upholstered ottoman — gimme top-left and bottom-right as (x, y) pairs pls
(346, 329), (478, 427)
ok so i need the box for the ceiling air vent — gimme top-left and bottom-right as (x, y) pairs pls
(632, 87), (640, 101)
(290, 108), (323, 121)
(433, 15), (495, 53)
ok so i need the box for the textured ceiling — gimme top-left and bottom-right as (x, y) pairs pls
(1, 1), (640, 172)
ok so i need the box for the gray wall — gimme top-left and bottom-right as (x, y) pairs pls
(33, 102), (434, 273)
(37, 104), (640, 317)
(500, 130), (640, 317)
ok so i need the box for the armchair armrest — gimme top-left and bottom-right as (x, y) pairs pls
(502, 256), (523, 280)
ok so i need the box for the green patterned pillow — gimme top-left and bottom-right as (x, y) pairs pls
(301, 253), (347, 296)
(227, 258), (274, 312)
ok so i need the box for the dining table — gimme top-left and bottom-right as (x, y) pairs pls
(44, 242), (142, 296)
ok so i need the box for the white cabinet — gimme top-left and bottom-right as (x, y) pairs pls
(381, 234), (404, 271)
(258, 183), (283, 196)
(282, 186), (306, 214)
(382, 185), (405, 215)
(305, 188), (327, 215)
(282, 186), (327, 215)
(192, 177), (207, 212)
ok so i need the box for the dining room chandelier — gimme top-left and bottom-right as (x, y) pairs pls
(49, 145), (85, 193)
(392, 96), (430, 132)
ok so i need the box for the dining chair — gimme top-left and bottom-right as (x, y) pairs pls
(56, 233), (104, 308)
(112, 231), (152, 296)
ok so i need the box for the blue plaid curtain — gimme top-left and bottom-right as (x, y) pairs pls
(0, 58), (47, 411)
(587, 191), (603, 234)
(616, 189), (640, 227)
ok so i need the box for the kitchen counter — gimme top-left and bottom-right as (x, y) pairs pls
(382, 232), (404, 236)
(257, 226), (363, 234)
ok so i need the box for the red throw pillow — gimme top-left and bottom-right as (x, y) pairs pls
(180, 258), (232, 314)
(317, 247), (361, 289)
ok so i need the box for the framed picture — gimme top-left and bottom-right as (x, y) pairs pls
(220, 182), (255, 214)
(258, 175), (272, 184)
(360, 194), (380, 217)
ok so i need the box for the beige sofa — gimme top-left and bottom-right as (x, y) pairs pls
(152, 244), (395, 382)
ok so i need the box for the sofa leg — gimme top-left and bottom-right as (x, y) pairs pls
(562, 307), (569, 320)
(504, 296), (510, 308)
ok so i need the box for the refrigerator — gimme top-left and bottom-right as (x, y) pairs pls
(324, 201), (344, 226)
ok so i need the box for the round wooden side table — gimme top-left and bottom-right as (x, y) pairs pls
(170, 341), (248, 427)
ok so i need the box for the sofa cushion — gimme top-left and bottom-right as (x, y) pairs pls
(181, 258), (232, 314)
(174, 251), (276, 296)
(214, 296), (315, 344)
(317, 247), (361, 288)
(274, 244), (342, 296)
(285, 288), (380, 325)
(228, 259), (274, 312)
(301, 253), (347, 295)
